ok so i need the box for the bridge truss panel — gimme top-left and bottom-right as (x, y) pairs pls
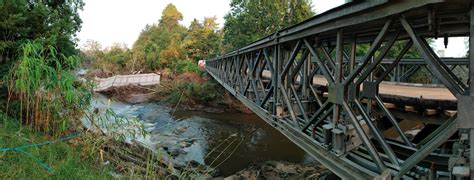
(206, 0), (473, 179)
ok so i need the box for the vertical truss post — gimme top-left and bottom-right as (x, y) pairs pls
(470, 0), (474, 98)
(470, 3), (474, 177)
(273, 44), (281, 119)
(333, 29), (344, 124)
(331, 29), (345, 154)
(303, 48), (309, 98)
(350, 35), (356, 71)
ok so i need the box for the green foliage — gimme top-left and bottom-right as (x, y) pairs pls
(223, 0), (314, 50)
(354, 40), (440, 83)
(156, 80), (223, 106)
(88, 1), (313, 74)
(125, 4), (223, 73)
(88, 99), (148, 142)
(106, 44), (131, 68)
(0, 0), (84, 62)
(5, 41), (92, 134)
(87, 3), (221, 74)
(81, 41), (133, 75)
(80, 39), (104, 67)
(407, 67), (433, 84)
(172, 60), (203, 74)
(355, 40), (421, 58)
(183, 17), (223, 61)
(0, 114), (112, 179)
(160, 3), (184, 31)
(132, 3), (187, 71)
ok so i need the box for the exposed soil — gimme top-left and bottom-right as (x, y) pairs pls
(87, 69), (114, 78)
(171, 90), (252, 114)
(99, 85), (155, 104)
(99, 85), (251, 114)
(168, 72), (252, 113)
(175, 72), (206, 84)
(99, 85), (252, 114)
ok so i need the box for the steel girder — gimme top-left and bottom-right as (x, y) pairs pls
(206, 0), (474, 179)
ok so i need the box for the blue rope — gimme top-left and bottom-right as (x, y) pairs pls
(0, 133), (81, 174)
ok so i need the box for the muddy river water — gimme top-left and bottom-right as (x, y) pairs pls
(89, 94), (315, 176)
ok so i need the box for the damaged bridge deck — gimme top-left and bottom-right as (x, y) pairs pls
(94, 73), (161, 92)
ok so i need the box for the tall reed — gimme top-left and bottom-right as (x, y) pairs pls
(5, 41), (92, 134)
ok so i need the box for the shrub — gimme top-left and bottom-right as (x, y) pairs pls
(155, 79), (223, 106)
(171, 60), (203, 74)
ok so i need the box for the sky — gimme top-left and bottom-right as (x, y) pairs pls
(77, 0), (345, 49)
(77, 0), (467, 57)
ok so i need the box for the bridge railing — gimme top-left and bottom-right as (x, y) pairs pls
(206, 0), (473, 179)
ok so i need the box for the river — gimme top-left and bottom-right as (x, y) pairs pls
(88, 93), (316, 176)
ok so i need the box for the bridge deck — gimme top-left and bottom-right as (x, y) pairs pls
(261, 71), (456, 102)
(312, 76), (455, 101)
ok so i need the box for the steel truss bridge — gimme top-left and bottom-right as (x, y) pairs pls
(205, 0), (474, 179)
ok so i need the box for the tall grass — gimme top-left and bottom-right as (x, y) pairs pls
(0, 113), (112, 179)
(5, 41), (92, 134)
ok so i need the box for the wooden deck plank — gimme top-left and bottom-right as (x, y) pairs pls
(261, 71), (456, 102)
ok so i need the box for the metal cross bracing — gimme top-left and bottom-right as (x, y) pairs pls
(336, 58), (468, 84)
(206, 0), (474, 179)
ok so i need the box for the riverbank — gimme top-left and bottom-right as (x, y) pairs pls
(0, 114), (112, 179)
(0, 112), (215, 178)
(99, 72), (252, 114)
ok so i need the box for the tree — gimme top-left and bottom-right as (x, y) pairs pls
(160, 4), (184, 31)
(80, 39), (104, 67)
(0, 0), (84, 63)
(183, 17), (223, 61)
(105, 43), (131, 68)
(355, 40), (421, 59)
(223, 0), (314, 51)
(131, 3), (186, 70)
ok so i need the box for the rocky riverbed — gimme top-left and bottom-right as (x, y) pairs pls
(85, 92), (329, 178)
(225, 161), (330, 179)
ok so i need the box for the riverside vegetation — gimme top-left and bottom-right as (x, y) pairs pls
(0, 0), (445, 178)
(0, 41), (205, 179)
(0, 0), (320, 178)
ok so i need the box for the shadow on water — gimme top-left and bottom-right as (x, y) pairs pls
(171, 110), (313, 176)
